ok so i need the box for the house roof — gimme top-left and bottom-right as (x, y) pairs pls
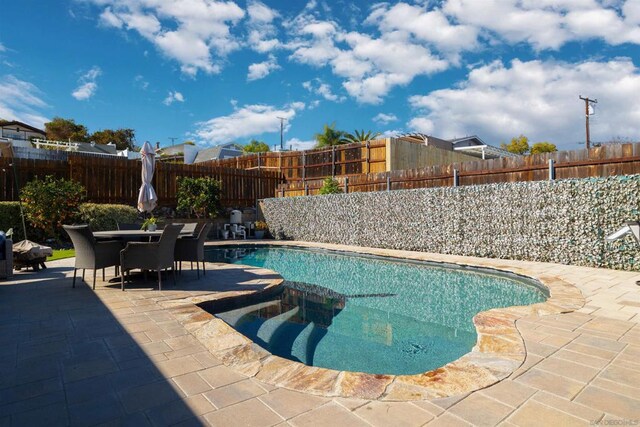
(0, 120), (46, 135)
(75, 142), (118, 155)
(397, 133), (518, 159)
(193, 144), (244, 163)
(450, 135), (518, 159)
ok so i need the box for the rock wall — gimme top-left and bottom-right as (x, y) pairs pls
(262, 175), (640, 271)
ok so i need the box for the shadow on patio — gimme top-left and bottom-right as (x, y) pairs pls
(0, 261), (280, 425)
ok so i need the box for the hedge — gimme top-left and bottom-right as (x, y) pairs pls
(0, 202), (29, 240)
(78, 203), (139, 231)
(0, 202), (139, 240)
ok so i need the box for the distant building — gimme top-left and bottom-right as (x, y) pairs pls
(156, 143), (199, 164)
(0, 121), (46, 146)
(397, 133), (517, 160)
(193, 143), (244, 163)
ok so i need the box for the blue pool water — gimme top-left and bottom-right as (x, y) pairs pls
(205, 246), (547, 375)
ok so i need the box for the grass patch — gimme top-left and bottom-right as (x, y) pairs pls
(48, 249), (75, 261)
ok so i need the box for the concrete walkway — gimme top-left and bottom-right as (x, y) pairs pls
(0, 249), (639, 426)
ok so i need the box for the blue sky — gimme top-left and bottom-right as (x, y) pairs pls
(1, 0), (639, 151)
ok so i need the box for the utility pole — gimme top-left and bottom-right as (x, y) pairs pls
(168, 137), (178, 146)
(579, 95), (597, 149)
(276, 117), (286, 151)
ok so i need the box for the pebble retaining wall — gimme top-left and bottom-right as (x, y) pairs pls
(262, 175), (640, 271)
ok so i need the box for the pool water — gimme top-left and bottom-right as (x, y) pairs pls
(205, 246), (547, 375)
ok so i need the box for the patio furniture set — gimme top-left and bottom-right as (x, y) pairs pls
(64, 222), (212, 291)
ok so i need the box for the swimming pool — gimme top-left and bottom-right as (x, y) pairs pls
(205, 245), (547, 375)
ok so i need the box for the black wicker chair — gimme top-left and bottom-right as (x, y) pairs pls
(119, 223), (183, 291)
(63, 225), (123, 289)
(174, 223), (213, 279)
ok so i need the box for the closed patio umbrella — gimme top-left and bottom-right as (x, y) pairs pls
(137, 141), (158, 213)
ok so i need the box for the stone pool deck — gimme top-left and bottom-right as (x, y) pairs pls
(0, 242), (639, 426)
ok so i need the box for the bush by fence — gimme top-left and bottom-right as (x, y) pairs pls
(0, 201), (141, 242)
(0, 201), (38, 241)
(79, 203), (139, 231)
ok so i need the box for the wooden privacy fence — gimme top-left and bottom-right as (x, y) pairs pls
(277, 142), (640, 197)
(207, 139), (387, 180)
(0, 154), (283, 208)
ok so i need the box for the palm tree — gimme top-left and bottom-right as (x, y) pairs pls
(341, 129), (381, 144)
(314, 123), (346, 148)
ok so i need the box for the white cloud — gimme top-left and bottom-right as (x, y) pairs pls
(302, 78), (345, 102)
(0, 42), (5, 52)
(0, 75), (49, 128)
(285, 137), (316, 151)
(366, 3), (479, 57)
(193, 101), (304, 144)
(408, 58), (640, 148)
(281, 0), (640, 106)
(163, 91), (184, 106)
(91, 0), (245, 77)
(373, 113), (398, 125)
(286, 5), (449, 104)
(72, 66), (101, 101)
(443, 0), (640, 49)
(247, 0), (281, 52)
(247, 54), (280, 81)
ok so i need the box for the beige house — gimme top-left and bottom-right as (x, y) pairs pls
(0, 120), (46, 145)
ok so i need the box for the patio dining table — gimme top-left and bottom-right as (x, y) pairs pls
(93, 230), (192, 240)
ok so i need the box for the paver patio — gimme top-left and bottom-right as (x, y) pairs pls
(0, 242), (639, 426)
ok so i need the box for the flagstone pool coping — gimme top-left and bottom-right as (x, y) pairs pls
(160, 241), (585, 401)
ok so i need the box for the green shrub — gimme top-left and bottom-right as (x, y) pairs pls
(20, 175), (85, 240)
(177, 176), (222, 218)
(319, 177), (343, 195)
(79, 203), (138, 231)
(0, 201), (22, 236)
(0, 201), (47, 242)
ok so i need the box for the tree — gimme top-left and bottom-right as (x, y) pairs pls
(91, 128), (136, 150)
(243, 139), (270, 153)
(45, 117), (90, 142)
(314, 123), (346, 148)
(501, 135), (530, 155)
(530, 142), (557, 154)
(341, 129), (381, 144)
(177, 177), (222, 219)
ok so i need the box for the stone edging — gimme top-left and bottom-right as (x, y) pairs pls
(162, 241), (585, 401)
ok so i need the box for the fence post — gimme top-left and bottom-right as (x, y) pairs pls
(386, 175), (391, 191)
(366, 142), (370, 174)
(453, 169), (459, 187)
(344, 177), (349, 193)
(302, 152), (306, 181)
(257, 153), (261, 170)
(548, 159), (555, 180)
(305, 183), (309, 196)
(332, 146), (336, 177)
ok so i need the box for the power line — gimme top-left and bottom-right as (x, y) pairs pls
(579, 95), (597, 150)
